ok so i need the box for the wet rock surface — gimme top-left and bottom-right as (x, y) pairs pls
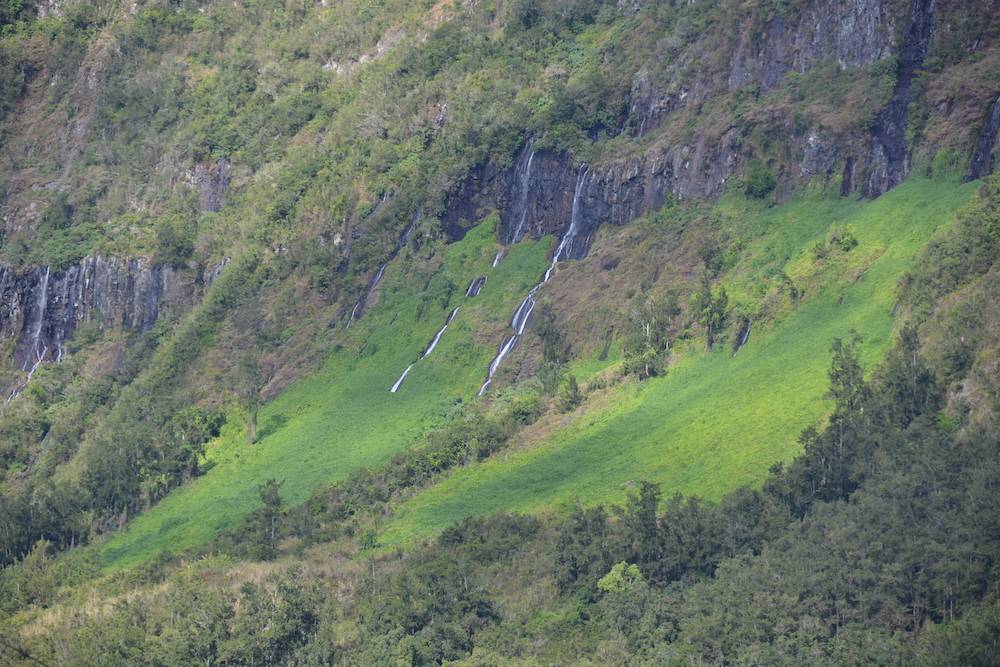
(0, 256), (195, 372)
(862, 0), (936, 198)
(968, 95), (1000, 181)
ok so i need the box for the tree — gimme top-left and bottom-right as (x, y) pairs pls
(558, 374), (583, 412)
(237, 351), (267, 443)
(694, 275), (728, 350)
(534, 302), (568, 364)
(257, 478), (283, 558)
(598, 561), (645, 595)
(623, 292), (679, 378)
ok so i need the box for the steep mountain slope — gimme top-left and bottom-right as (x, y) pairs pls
(0, 0), (999, 664)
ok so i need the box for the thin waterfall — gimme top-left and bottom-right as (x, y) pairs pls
(371, 263), (387, 289)
(389, 364), (414, 393)
(422, 307), (460, 358)
(479, 165), (588, 396)
(389, 307), (461, 392)
(24, 266), (50, 371)
(492, 250), (504, 268)
(465, 276), (486, 297)
(733, 320), (751, 355)
(8, 267), (51, 401)
(346, 301), (363, 329)
(508, 143), (536, 245)
(347, 217), (416, 329)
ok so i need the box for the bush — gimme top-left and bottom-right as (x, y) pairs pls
(744, 163), (776, 199)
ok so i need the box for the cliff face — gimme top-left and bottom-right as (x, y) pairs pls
(0, 256), (196, 377)
(445, 136), (739, 259)
(444, 0), (999, 259)
(862, 0), (937, 197)
(968, 95), (1000, 181)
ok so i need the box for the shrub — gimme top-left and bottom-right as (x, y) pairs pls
(744, 163), (776, 199)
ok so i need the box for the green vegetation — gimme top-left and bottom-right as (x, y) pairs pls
(1, 0), (998, 662)
(380, 176), (977, 545)
(98, 221), (551, 568)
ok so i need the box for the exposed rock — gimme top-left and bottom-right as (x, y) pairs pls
(728, 0), (895, 92)
(801, 130), (840, 178)
(862, 0), (936, 198)
(968, 94), (1000, 181)
(0, 256), (194, 375)
(187, 159), (231, 212)
(627, 68), (684, 138)
(445, 133), (739, 258)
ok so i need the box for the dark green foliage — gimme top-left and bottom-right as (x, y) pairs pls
(356, 515), (532, 664)
(534, 302), (569, 364)
(693, 275), (728, 350)
(558, 373), (582, 412)
(154, 216), (195, 266)
(899, 175), (1000, 322)
(744, 162), (777, 198)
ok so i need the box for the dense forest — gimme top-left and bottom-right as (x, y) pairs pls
(1, 0), (999, 664)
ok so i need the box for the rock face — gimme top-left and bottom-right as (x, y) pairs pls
(443, 0), (958, 252)
(862, 0), (936, 198)
(0, 257), (190, 374)
(968, 95), (1000, 181)
(727, 0), (895, 91)
(187, 159), (231, 212)
(444, 134), (739, 259)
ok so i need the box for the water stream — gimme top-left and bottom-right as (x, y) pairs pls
(478, 165), (589, 396)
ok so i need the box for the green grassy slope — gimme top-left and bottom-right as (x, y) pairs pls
(99, 176), (975, 567)
(379, 176), (977, 545)
(99, 222), (551, 568)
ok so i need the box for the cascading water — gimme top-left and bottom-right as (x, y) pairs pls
(507, 143), (536, 246)
(422, 307), (460, 358)
(733, 320), (751, 355)
(389, 307), (461, 392)
(478, 166), (589, 396)
(8, 267), (51, 401)
(346, 301), (363, 329)
(389, 364), (414, 393)
(371, 263), (387, 288)
(347, 219), (416, 328)
(492, 251), (504, 268)
(25, 266), (50, 371)
(465, 276), (486, 297)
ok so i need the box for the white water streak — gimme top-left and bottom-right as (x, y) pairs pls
(389, 364), (414, 393)
(422, 307), (460, 358)
(478, 166), (589, 396)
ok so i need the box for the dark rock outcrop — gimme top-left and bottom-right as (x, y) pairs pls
(0, 256), (190, 373)
(187, 159), (231, 212)
(445, 133), (739, 259)
(862, 0), (936, 198)
(968, 95), (1000, 181)
(727, 0), (895, 92)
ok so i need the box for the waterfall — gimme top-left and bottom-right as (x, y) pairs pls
(389, 307), (462, 393)
(465, 276), (486, 297)
(492, 250), (504, 268)
(422, 307), (460, 358)
(371, 263), (387, 289)
(733, 320), (751, 355)
(22, 267), (50, 371)
(478, 166), (588, 396)
(346, 300), (363, 328)
(347, 217), (418, 329)
(508, 143), (536, 245)
(389, 364), (414, 393)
